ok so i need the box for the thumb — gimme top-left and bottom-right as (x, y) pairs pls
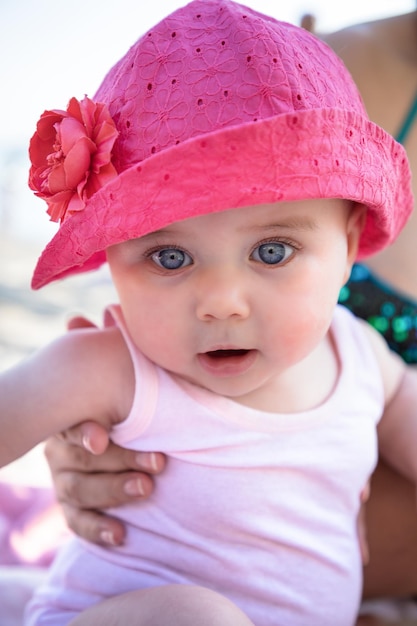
(59, 420), (111, 455)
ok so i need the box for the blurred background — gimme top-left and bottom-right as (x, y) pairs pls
(0, 0), (415, 484)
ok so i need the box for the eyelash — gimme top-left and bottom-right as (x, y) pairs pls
(144, 243), (190, 258)
(251, 237), (298, 253)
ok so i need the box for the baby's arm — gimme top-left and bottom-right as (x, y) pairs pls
(0, 326), (134, 469)
(362, 321), (417, 483)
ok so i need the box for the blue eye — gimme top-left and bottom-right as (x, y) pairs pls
(151, 248), (192, 270)
(252, 241), (293, 265)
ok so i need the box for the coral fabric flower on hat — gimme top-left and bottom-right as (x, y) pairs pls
(29, 96), (118, 222)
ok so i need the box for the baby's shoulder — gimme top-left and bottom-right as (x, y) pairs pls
(52, 323), (127, 362)
(356, 319), (405, 404)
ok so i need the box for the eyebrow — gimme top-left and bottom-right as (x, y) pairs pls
(243, 217), (319, 232)
(139, 228), (176, 240)
(141, 215), (319, 240)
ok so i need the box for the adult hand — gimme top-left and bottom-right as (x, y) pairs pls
(44, 424), (165, 547)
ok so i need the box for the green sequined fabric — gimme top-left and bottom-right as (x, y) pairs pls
(340, 264), (417, 363)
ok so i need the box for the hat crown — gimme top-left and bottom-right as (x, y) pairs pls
(95, 0), (366, 172)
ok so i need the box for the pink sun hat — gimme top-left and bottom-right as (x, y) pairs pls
(29, 0), (413, 289)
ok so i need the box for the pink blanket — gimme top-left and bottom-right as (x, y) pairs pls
(0, 481), (68, 624)
(0, 481), (68, 567)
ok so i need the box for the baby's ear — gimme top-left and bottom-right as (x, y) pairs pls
(344, 203), (367, 281)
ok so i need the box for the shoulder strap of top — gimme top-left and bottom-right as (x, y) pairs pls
(395, 89), (417, 144)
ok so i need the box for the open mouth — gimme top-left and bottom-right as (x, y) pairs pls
(197, 348), (257, 377)
(206, 349), (250, 359)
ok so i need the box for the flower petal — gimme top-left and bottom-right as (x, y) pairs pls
(63, 136), (95, 189)
(59, 117), (90, 155)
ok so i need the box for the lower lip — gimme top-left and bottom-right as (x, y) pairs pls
(197, 350), (258, 377)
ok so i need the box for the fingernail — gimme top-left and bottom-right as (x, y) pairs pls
(82, 434), (94, 454)
(135, 452), (158, 472)
(149, 452), (159, 472)
(99, 530), (117, 546)
(124, 478), (145, 497)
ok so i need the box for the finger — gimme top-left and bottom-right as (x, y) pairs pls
(61, 422), (166, 466)
(357, 482), (371, 566)
(54, 470), (156, 509)
(45, 436), (165, 474)
(67, 315), (97, 331)
(357, 503), (369, 566)
(360, 480), (371, 504)
(60, 503), (126, 546)
(300, 14), (316, 33)
(56, 421), (111, 455)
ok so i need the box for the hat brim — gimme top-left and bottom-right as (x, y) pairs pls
(32, 108), (412, 289)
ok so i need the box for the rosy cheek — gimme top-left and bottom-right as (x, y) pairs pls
(269, 307), (329, 364)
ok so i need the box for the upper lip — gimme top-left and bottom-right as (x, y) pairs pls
(200, 344), (249, 354)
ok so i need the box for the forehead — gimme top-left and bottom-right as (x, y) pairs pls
(142, 198), (351, 238)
